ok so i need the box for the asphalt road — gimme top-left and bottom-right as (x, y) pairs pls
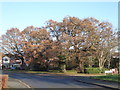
(3, 72), (109, 88)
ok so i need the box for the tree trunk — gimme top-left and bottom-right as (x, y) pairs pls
(45, 61), (49, 71)
(78, 61), (84, 73)
(107, 60), (111, 69)
(99, 58), (105, 71)
(20, 57), (26, 70)
(98, 51), (106, 70)
(88, 56), (93, 68)
(62, 64), (66, 73)
(28, 62), (34, 70)
(99, 65), (104, 70)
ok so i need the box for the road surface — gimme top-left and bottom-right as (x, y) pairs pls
(3, 72), (110, 88)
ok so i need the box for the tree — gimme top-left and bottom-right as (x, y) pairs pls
(95, 22), (117, 70)
(58, 17), (100, 72)
(21, 27), (52, 70)
(46, 19), (67, 72)
(0, 16), (117, 72)
(0, 28), (26, 69)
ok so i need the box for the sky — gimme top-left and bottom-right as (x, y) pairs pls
(0, 2), (118, 36)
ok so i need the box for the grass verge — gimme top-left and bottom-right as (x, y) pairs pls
(3, 69), (105, 76)
(91, 74), (120, 82)
(3, 69), (77, 75)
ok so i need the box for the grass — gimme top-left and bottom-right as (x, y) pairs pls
(91, 74), (120, 82)
(26, 70), (63, 74)
(4, 69), (61, 74)
(3, 69), (77, 75)
(64, 69), (77, 75)
(3, 69), (105, 76)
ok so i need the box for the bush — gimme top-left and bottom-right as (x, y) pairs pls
(100, 68), (109, 73)
(84, 67), (108, 74)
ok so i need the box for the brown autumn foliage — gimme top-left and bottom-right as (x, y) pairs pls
(0, 16), (117, 72)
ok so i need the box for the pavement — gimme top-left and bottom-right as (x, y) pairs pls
(74, 76), (120, 90)
(8, 77), (31, 88)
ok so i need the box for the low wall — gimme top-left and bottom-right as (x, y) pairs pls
(0, 75), (8, 89)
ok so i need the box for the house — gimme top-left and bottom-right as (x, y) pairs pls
(2, 54), (22, 69)
(2, 56), (10, 69)
(0, 52), (3, 69)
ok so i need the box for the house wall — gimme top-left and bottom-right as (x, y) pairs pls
(0, 52), (2, 69)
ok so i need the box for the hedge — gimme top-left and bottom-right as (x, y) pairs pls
(84, 67), (108, 74)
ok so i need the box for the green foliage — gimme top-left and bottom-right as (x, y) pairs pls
(100, 68), (109, 73)
(57, 56), (66, 68)
(48, 70), (62, 73)
(57, 55), (66, 60)
(84, 67), (108, 74)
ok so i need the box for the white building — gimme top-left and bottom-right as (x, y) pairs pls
(0, 59), (2, 69)
(0, 52), (2, 69)
(2, 56), (10, 68)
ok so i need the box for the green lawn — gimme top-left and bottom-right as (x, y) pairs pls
(3, 69), (105, 76)
(4, 69), (62, 73)
(91, 74), (120, 82)
(3, 69), (77, 75)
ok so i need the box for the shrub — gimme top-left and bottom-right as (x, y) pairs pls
(84, 67), (108, 74)
(100, 68), (109, 73)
